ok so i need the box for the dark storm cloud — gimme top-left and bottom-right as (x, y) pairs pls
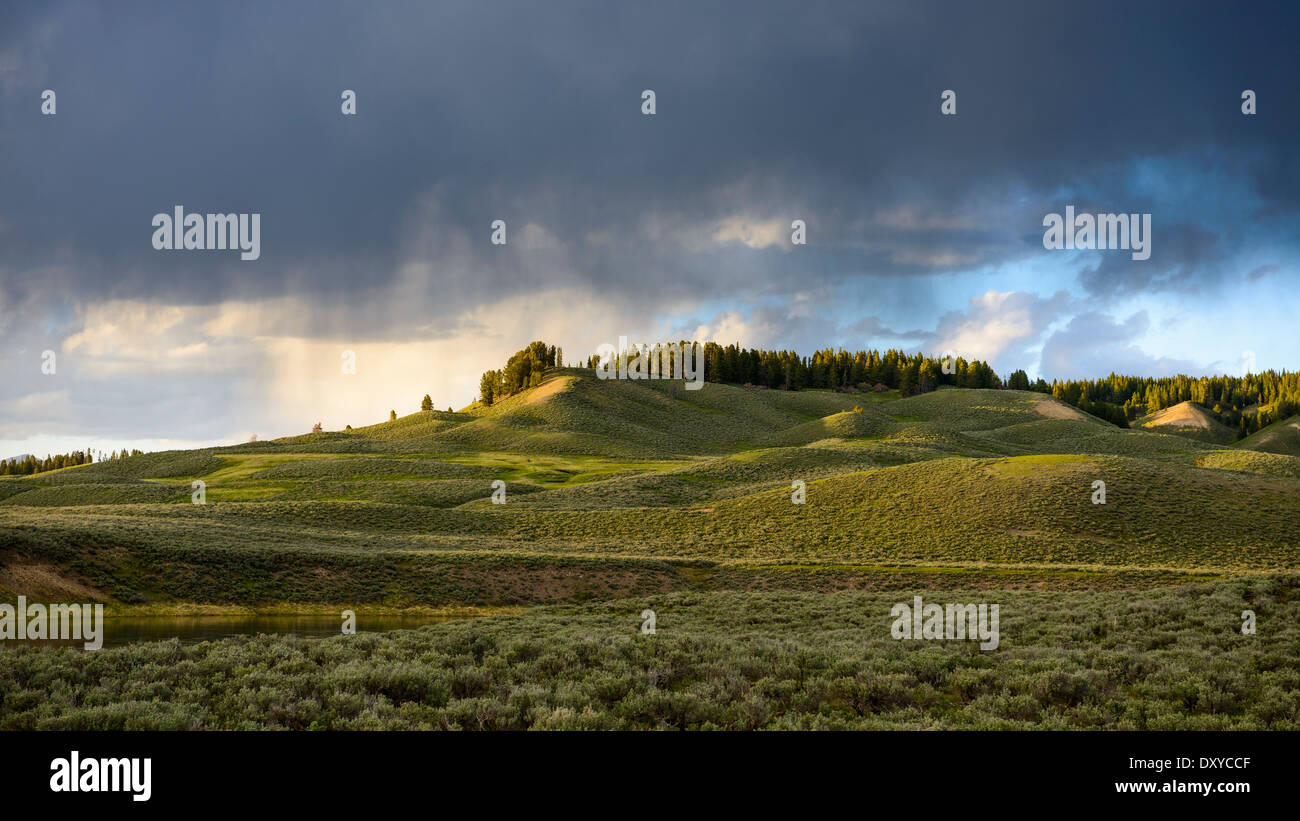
(1076, 221), (1225, 299)
(1, 0), (1298, 330)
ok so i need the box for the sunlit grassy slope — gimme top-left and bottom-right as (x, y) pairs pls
(1135, 400), (1238, 445)
(2, 369), (1297, 606)
(1239, 415), (1300, 456)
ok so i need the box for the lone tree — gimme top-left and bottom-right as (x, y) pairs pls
(389, 410), (397, 421)
(420, 394), (433, 412)
(479, 370), (499, 406)
(311, 422), (323, 433)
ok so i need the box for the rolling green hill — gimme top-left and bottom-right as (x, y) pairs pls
(1238, 415), (1300, 456)
(1134, 400), (1237, 445)
(759, 406), (901, 447)
(1, 368), (1297, 608)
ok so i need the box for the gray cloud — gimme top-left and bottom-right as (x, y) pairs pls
(1, 0), (1297, 317)
(1076, 221), (1225, 300)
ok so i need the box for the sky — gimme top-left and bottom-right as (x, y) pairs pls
(1, 0), (1298, 457)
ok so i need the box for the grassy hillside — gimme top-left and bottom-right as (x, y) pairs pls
(1238, 415), (1300, 456)
(759, 406), (901, 446)
(1135, 400), (1238, 445)
(2, 369), (1296, 610)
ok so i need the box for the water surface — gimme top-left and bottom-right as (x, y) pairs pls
(1, 613), (465, 649)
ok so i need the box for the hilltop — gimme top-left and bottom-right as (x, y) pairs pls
(1134, 400), (1238, 445)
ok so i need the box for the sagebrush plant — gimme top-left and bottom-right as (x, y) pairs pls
(1, 578), (1295, 730)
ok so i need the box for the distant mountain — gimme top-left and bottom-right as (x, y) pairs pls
(1, 454), (32, 465)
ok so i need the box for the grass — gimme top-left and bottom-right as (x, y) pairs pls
(1239, 416), (1300, 456)
(1135, 401), (1238, 445)
(1195, 449), (1300, 478)
(2, 373), (1297, 605)
(759, 407), (900, 446)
